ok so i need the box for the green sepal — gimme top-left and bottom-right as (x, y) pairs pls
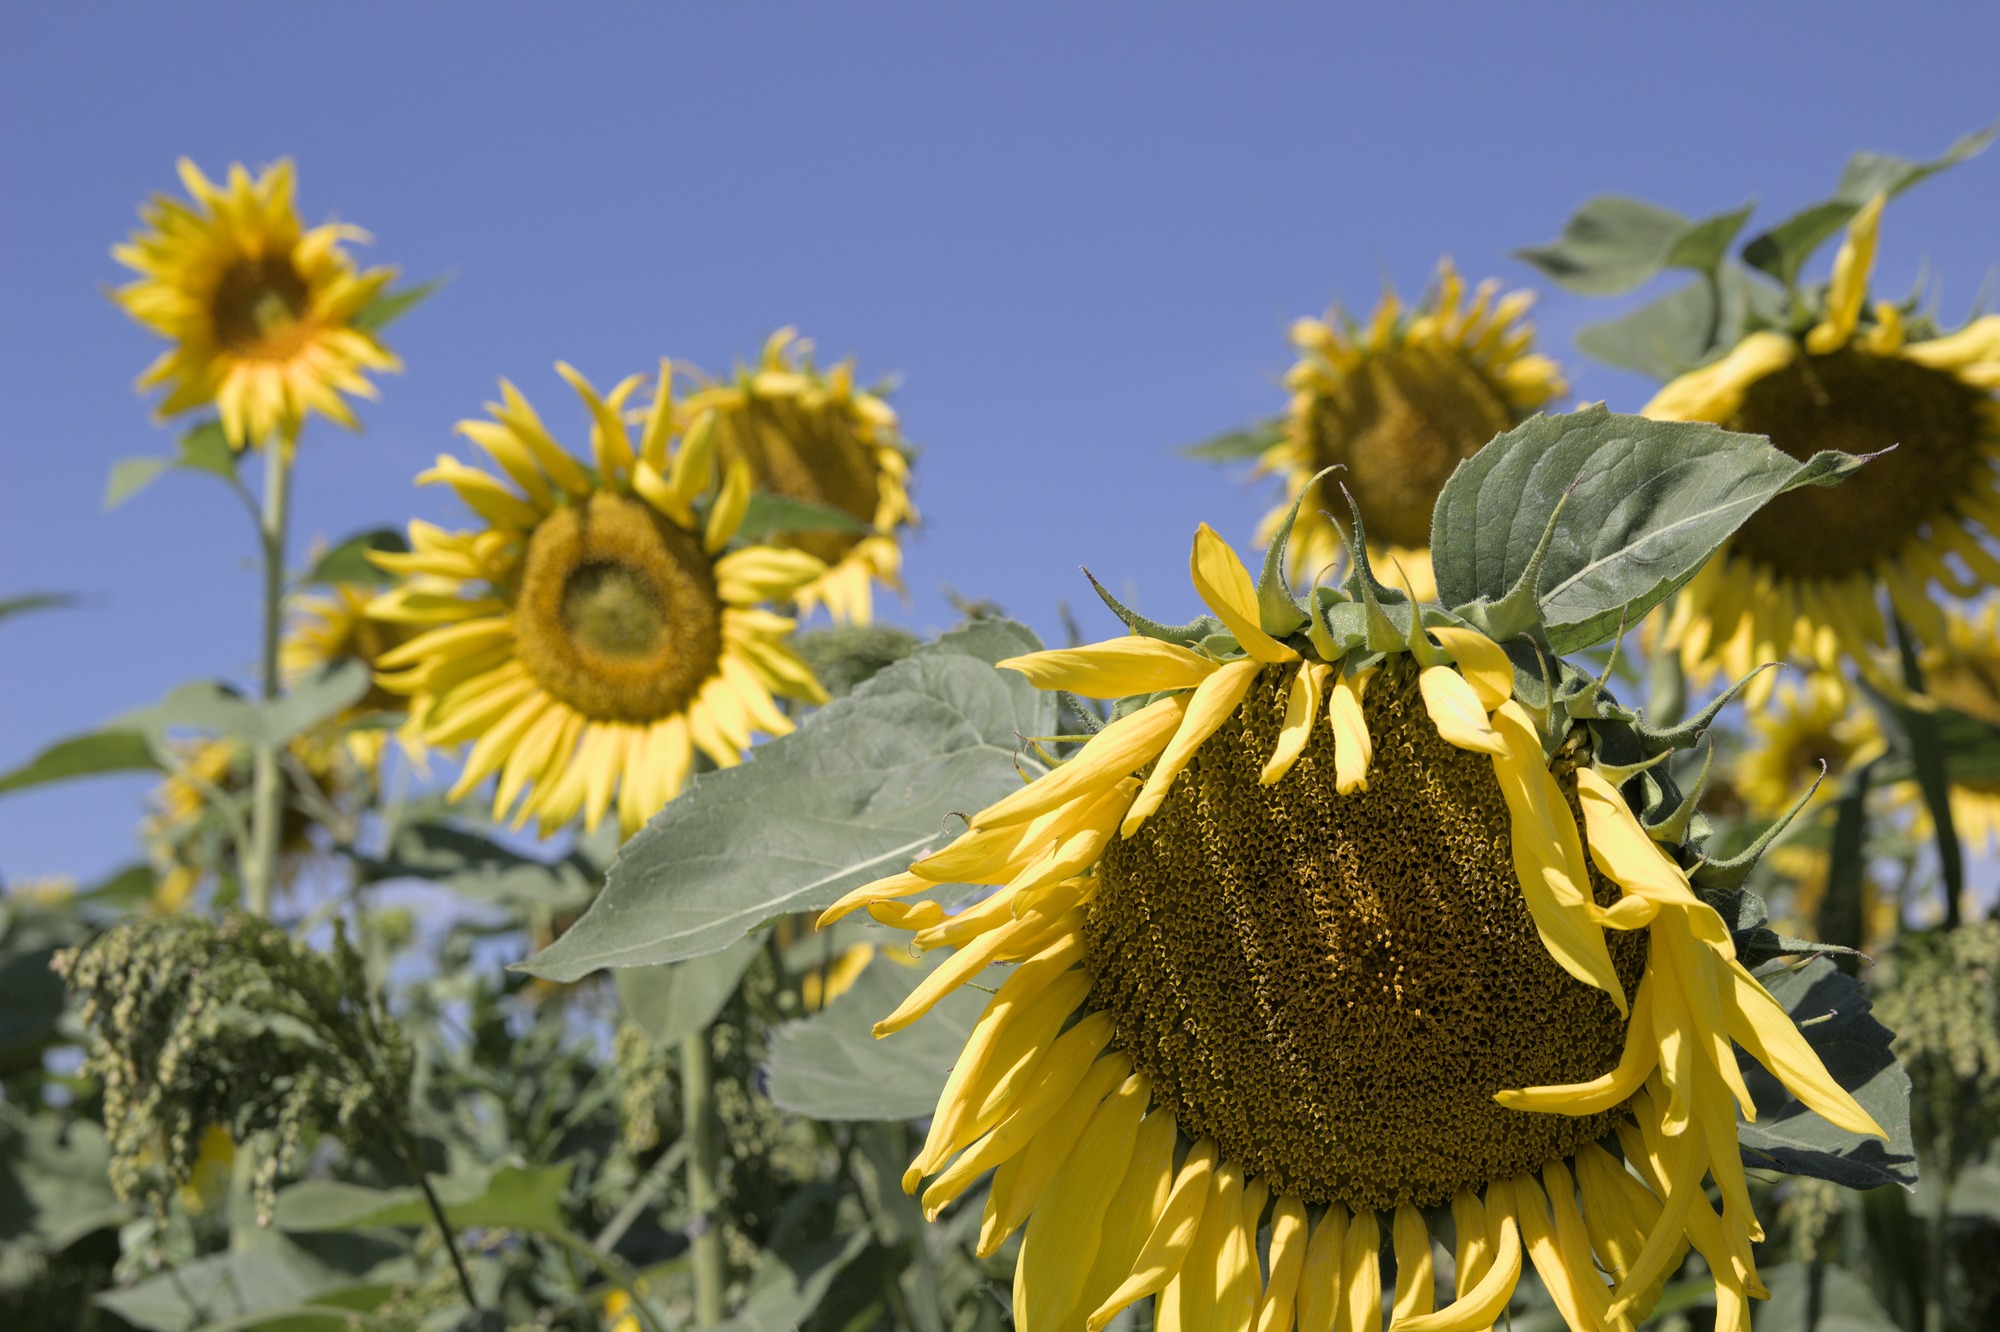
(1449, 484), (1573, 644)
(1641, 737), (1713, 844)
(1305, 583), (1349, 660)
(1255, 469), (1336, 640)
(1332, 485), (1412, 615)
(1632, 664), (1777, 756)
(1690, 758), (1828, 890)
(1084, 569), (1220, 647)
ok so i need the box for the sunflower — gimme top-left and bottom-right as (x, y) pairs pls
(1920, 602), (2000, 851)
(281, 582), (421, 769)
(679, 329), (916, 624)
(1736, 674), (1886, 820)
(1255, 260), (1566, 599)
(820, 520), (1878, 1332)
(1652, 194), (2000, 704)
(113, 159), (400, 449)
(147, 733), (347, 912)
(370, 364), (830, 839)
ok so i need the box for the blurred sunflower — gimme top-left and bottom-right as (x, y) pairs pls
(822, 523), (1875, 1332)
(681, 329), (916, 624)
(1737, 674), (1885, 820)
(281, 583), (420, 768)
(113, 159), (400, 448)
(1652, 194), (2000, 702)
(371, 364), (829, 839)
(1256, 260), (1566, 598)
(1916, 603), (2000, 850)
(148, 733), (347, 912)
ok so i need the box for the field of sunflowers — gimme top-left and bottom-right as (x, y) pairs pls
(3, 18), (1999, 1332)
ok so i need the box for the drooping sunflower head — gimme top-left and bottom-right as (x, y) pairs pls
(1737, 673), (1885, 820)
(282, 582), (421, 769)
(679, 328), (916, 624)
(146, 733), (347, 912)
(370, 362), (831, 839)
(113, 159), (401, 449)
(1654, 194), (2000, 701)
(821, 482), (1880, 1332)
(1259, 259), (1567, 595)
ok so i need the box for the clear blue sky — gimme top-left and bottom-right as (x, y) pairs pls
(5, 4), (1998, 883)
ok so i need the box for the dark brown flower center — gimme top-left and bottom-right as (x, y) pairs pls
(212, 255), (312, 358)
(1299, 345), (1515, 550)
(514, 493), (723, 722)
(1084, 661), (1644, 1211)
(1726, 347), (1985, 579)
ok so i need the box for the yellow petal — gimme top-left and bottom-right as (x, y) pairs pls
(1000, 637), (1221, 698)
(980, 1053), (1133, 1255)
(974, 696), (1186, 829)
(1392, 1188), (1521, 1332)
(1329, 671), (1373, 795)
(1013, 1071), (1148, 1332)
(1390, 1204), (1434, 1321)
(1420, 666), (1506, 755)
(1805, 192), (1883, 355)
(1429, 626), (1513, 710)
(1084, 1138), (1218, 1332)
(1643, 332), (1796, 423)
(1294, 1205), (1345, 1332)
(1078, 1108), (1179, 1325)
(1191, 524), (1298, 662)
(1340, 1208), (1381, 1332)
(1122, 658), (1262, 835)
(1262, 663), (1329, 786)
(1254, 1195), (1309, 1332)
(1722, 959), (1884, 1138)
(1496, 977), (1657, 1114)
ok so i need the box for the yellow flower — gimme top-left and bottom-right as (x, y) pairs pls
(680, 329), (916, 624)
(282, 582), (423, 769)
(822, 525), (1877, 1332)
(1736, 674), (1885, 820)
(1257, 260), (1566, 598)
(371, 364), (830, 840)
(113, 159), (401, 448)
(147, 733), (347, 911)
(1652, 196), (2000, 704)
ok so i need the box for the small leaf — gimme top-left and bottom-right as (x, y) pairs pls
(1735, 956), (1917, 1191)
(764, 948), (992, 1121)
(520, 619), (1055, 980)
(735, 492), (870, 543)
(1662, 202), (1757, 273)
(616, 932), (767, 1049)
(1835, 122), (1994, 204)
(1430, 406), (1869, 654)
(1181, 417), (1285, 462)
(0, 728), (160, 795)
(1741, 200), (1859, 290)
(0, 591), (78, 624)
(1516, 196), (1690, 295)
(305, 529), (409, 586)
(177, 419), (238, 479)
(104, 456), (172, 510)
(275, 1162), (571, 1234)
(143, 661), (372, 747)
(350, 277), (444, 333)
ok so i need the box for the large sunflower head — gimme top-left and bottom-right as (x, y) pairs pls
(370, 362), (831, 840)
(679, 329), (916, 624)
(1653, 195), (2000, 702)
(1258, 260), (1566, 596)
(281, 582), (421, 769)
(820, 503), (1880, 1332)
(147, 733), (347, 912)
(113, 159), (401, 449)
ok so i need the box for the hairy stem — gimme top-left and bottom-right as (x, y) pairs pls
(682, 1029), (726, 1326)
(245, 440), (294, 916)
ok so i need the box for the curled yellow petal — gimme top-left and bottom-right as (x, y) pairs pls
(1191, 524), (1298, 663)
(1429, 626), (1513, 710)
(1420, 665), (1506, 755)
(1261, 662), (1329, 786)
(1000, 637), (1220, 698)
(974, 696), (1186, 830)
(1805, 192), (1884, 355)
(1497, 977), (1657, 1115)
(1328, 671), (1373, 795)
(1123, 658), (1262, 835)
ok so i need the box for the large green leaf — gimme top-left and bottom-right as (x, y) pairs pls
(1574, 262), (1784, 383)
(93, 1227), (406, 1332)
(274, 1162), (571, 1235)
(0, 727), (159, 794)
(764, 950), (993, 1121)
(1429, 407), (1867, 654)
(1516, 196), (1690, 295)
(1736, 956), (1916, 1191)
(520, 619), (1054, 981)
(0, 1104), (126, 1250)
(616, 932), (769, 1050)
(137, 661), (371, 747)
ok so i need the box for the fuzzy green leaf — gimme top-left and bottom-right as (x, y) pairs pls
(736, 492), (871, 542)
(1181, 417), (1285, 462)
(1836, 123), (1994, 204)
(0, 728), (160, 795)
(520, 619), (1055, 980)
(305, 528), (408, 586)
(615, 932), (768, 1050)
(764, 949), (992, 1121)
(1516, 196), (1690, 294)
(351, 277), (444, 333)
(1736, 956), (1916, 1191)
(1430, 406), (1867, 654)
(104, 456), (173, 510)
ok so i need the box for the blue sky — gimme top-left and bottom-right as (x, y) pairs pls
(5, 4), (1999, 883)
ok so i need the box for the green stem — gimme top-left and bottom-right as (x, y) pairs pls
(682, 1029), (726, 1326)
(245, 439), (294, 916)
(413, 1160), (481, 1312)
